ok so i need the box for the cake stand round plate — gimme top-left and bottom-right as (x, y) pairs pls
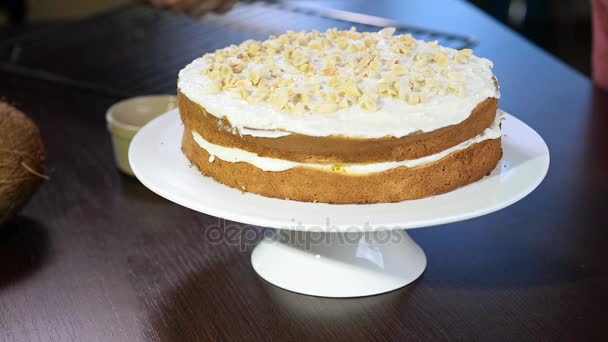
(129, 109), (549, 297)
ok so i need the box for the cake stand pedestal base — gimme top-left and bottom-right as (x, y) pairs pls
(251, 230), (427, 297)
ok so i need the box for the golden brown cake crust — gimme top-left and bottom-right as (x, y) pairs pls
(178, 90), (498, 164)
(181, 130), (503, 204)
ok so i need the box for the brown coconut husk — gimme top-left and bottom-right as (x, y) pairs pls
(0, 101), (47, 225)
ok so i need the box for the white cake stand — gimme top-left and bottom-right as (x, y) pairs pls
(129, 109), (549, 297)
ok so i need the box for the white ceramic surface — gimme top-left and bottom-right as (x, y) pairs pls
(252, 230), (426, 297)
(129, 108), (549, 297)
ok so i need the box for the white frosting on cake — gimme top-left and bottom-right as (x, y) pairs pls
(179, 28), (499, 139)
(192, 111), (503, 175)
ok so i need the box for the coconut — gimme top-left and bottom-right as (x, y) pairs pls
(0, 101), (47, 225)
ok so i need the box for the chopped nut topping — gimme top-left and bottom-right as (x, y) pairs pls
(433, 51), (450, 67)
(343, 82), (361, 97)
(358, 94), (378, 111)
(378, 27), (396, 36)
(455, 48), (473, 63)
(315, 103), (338, 114)
(269, 88), (289, 110)
(248, 71), (261, 85)
(220, 65), (232, 78)
(391, 64), (409, 75)
(406, 93), (421, 105)
(197, 27), (483, 113)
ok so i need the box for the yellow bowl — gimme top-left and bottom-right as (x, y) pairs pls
(106, 95), (177, 175)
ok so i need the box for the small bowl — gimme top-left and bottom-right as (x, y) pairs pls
(106, 95), (177, 175)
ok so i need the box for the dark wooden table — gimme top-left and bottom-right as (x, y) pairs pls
(1, 0), (607, 341)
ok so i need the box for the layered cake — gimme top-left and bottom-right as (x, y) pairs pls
(177, 27), (502, 204)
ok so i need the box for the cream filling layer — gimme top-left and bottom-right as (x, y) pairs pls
(192, 111), (504, 175)
(238, 127), (291, 138)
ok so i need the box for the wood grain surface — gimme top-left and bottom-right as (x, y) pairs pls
(0, 1), (607, 341)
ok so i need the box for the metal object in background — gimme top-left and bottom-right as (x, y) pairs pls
(207, 1), (476, 49)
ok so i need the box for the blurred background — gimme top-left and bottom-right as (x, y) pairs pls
(0, 0), (593, 76)
(469, 0), (591, 75)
